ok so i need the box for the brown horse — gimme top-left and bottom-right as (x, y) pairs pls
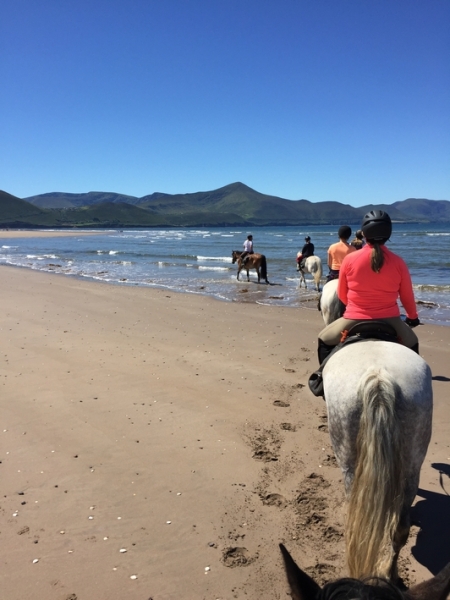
(280, 543), (450, 600)
(231, 250), (269, 284)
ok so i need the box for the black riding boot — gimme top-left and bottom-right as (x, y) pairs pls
(318, 339), (336, 366)
(411, 342), (419, 355)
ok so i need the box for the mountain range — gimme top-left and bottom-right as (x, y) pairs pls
(1, 182), (449, 228)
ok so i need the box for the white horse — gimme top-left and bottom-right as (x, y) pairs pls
(296, 254), (322, 291)
(322, 341), (433, 580)
(319, 278), (345, 325)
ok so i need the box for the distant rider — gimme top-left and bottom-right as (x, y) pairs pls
(350, 229), (365, 250)
(326, 225), (356, 282)
(296, 236), (315, 270)
(241, 234), (254, 263)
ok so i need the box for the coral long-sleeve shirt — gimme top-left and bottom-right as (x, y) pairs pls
(338, 245), (418, 320)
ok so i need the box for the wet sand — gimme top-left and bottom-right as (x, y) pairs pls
(1, 263), (449, 600)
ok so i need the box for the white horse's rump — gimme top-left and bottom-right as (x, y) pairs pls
(296, 254), (322, 291)
(323, 341), (432, 580)
(320, 279), (345, 325)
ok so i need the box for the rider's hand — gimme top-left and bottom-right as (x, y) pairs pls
(405, 317), (421, 328)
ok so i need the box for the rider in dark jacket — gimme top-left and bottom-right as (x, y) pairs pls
(297, 236), (314, 270)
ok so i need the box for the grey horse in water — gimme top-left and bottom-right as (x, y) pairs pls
(322, 342), (432, 580)
(296, 254), (323, 292)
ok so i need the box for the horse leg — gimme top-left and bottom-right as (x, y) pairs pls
(315, 273), (321, 292)
(390, 507), (411, 582)
(257, 267), (261, 283)
(246, 268), (250, 282)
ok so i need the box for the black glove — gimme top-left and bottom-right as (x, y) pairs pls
(405, 317), (421, 328)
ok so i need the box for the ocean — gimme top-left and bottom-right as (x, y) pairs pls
(1, 223), (449, 326)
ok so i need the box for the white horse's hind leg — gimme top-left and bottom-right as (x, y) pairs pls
(299, 271), (307, 289)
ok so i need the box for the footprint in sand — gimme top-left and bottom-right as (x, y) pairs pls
(252, 449), (278, 462)
(280, 422), (296, 431)
(322, 454), (338, 467)
(273, 400), (290, 407)
(306, 563), (338, 585)
(262, 493), (288, 508)
(222, 547), (254, 567)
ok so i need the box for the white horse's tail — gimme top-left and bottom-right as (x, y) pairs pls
(346, 368), (405, 579)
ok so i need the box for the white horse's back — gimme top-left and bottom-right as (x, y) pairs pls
(323, 341), (432, 579)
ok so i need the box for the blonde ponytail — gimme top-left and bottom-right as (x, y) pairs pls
(370, 242), (385, 273)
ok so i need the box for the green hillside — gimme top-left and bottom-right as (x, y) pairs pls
(139, 182), (365, 224)
(0, 190), (49, 224)
(3, 184), (450, 228)
(24, 191), (141, 208)
(49, 203), (170, 227)
(393, 198), (450, 222)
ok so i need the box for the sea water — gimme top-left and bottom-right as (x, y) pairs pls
(1, 224), (449, 326)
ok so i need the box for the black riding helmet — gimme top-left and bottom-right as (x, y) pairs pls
(361, 210), (392, 241)
(338, 225), (352, 240)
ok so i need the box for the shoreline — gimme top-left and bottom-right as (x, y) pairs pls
(1, 228), (449, 328)
(0, 230), (110, 238)
(1, 261), (450, 599)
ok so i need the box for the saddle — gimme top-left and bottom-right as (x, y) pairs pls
(308, 321), (399, 398)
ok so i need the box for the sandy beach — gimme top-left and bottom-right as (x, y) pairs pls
(1, 252), (450, 599)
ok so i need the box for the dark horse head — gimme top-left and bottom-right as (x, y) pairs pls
(231, 250), (242, 264)
(280, 544), (450, 600)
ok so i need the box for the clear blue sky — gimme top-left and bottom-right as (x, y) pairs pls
(1, 0), (449, 206)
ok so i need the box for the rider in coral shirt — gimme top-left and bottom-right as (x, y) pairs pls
(326, 225), (356, 281)
(316, 211), (420, 365)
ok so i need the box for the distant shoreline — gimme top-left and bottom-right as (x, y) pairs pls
(0, 229), (108, 238)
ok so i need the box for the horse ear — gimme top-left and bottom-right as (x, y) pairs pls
(407, 562), (450, 600)
(279, 544), (321, 600)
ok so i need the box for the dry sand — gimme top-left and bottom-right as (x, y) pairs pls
(1, 259), (449, 600)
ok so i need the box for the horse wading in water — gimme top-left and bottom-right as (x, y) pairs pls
(231, 250), (269, 284)
(280, 543), (450, 600)
(322, 339), (432, 580)
(296, 254), (322, 291)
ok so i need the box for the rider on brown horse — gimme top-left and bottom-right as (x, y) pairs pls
(241, 234), (254, 265)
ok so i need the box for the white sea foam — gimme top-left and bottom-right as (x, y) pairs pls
(198, 266), (229, 271)
(197, 255), (231, 262)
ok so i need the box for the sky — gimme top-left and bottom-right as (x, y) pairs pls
(1, 0), (449, 206)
